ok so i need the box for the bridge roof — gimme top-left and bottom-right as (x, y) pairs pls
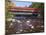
(8, 7), (41, 12)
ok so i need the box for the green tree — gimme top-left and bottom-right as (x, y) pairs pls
(5, 0), (14, 19)
(29, 2), (44, 8)
(29, 2), (44, 17)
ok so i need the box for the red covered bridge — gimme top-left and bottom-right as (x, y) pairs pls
(8, 7), (41, 13)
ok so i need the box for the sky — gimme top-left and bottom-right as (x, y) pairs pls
(11, 0), (32, 7)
